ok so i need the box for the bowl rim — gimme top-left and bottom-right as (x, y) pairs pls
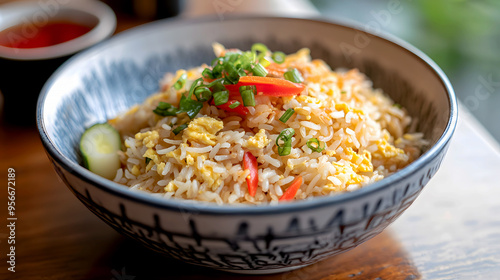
(37, 15), (458, 215)
(0, 0), (116, 61)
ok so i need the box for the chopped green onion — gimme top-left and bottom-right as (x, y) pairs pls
(145, 157), (152, 165)
(173, 73), (187, 90)
(306, 138), (325, 152)
(202, 68), (214, 80)
(207, 78), (225, 91)
(279, 108), (295, 123)
(153, 102), (178, 116)
(179, 95), (204, 119)
(251, 63), (268, 77)
(213, 90), (229, 105)
(276, 128), (295, 156)
(211, 58), (224, 78)
(284, 68), (304, 83)
(341, 90), (347, 94)
(393, 103), (402, 108)
(240, 85), (256, 107)
(223, 63), (241, 84)
(236, 52), (254, 70)
(237, 67), (247, 78)
(272, 51), (286, 64)
(240, 51), (255, 64)
(228, 101), (241, 109)
(188, 78), (204, 98)
(260, 57), (271, 67)
(194, 86), (212, 102)
(251, 43), (269, 60)
(172, 123), (188, 135)
(225, 52), (241, 63)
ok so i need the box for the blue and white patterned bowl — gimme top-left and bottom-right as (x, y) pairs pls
(37, 16), (457, 274)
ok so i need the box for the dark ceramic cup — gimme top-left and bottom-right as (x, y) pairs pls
(0, 0), (115, 125)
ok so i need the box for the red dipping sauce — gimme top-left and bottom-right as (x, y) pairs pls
(0, 21), (92, 49)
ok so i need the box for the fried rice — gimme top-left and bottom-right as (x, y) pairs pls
(108, 43), (427, 205)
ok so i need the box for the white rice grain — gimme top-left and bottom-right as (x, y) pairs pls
(263, 155), (281, 168)
(163, 138), (182, 145)
(157, 146), (177, 155)
(185, 146), (212, 154)
(300, 121), (322, 130)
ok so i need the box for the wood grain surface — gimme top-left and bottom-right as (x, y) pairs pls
(1, 13), (500, 279)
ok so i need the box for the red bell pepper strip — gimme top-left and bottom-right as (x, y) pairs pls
(224, 76), (305, 96)
(243, 151), (258, 197)
(212, 99), (249, 116)
(279, 176), (303, 201)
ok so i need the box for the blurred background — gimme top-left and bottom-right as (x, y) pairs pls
(1, 0), (499, 142)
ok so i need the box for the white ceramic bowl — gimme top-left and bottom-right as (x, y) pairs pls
(37, 16), (457, 274)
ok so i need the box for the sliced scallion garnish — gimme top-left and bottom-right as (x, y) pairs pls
(223, 63), (242, 84)
(211, 57), (224, 78)
(306, 138), (325, 152)
(194, 86), (212, 102)
(279, 108), (295, 123)
(179, 95), (204, 119)
(202, 68), (214, 80)
(188, 78), (204, 98)
(284, 68), (304, 83)
(272, 51), (286, 64)
(173, 123), (188, 135)
(276, 128), (295, 156)
(251, 43), (269, 60)
(229, 101), (241, 109)
(213, 90), (229, 106)
(260, 57), (271, 67)
(240, 85), (256, 107)
(251, 63), (268, 77)
(173, 73), (187, 90)
(153, 102), (179, 116)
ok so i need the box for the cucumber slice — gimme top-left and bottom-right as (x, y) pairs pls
(80, 123), (121, 180)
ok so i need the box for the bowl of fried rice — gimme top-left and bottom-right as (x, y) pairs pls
(37, 16), (457, 274)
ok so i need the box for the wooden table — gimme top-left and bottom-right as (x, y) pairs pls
(2, 14), (500, 279)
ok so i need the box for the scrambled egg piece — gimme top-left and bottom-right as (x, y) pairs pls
(331, 161), (367, 186)
(131, 165), (141, 177)
(135, 131), (159, 148)
(143, 148), (160, 172)
(294, 107), (311, 117)
(243, 129), (270, 149)
(164, 181), (177, 192)
(297, 95), (322, 105)
(323, 183), (342, 192)
(183, 117), (223, 146)
(345, 147), (373, 173)
(335, 103), (364, 115)
(200, 165), (222, 191)
(325, 150), (336, 157)
(286, 160), (307, 174)
(373, 139), (405, 159)
(165, 144), (195, 165)
(156, 162), (166, 175)
(347, 173), (366, 185)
